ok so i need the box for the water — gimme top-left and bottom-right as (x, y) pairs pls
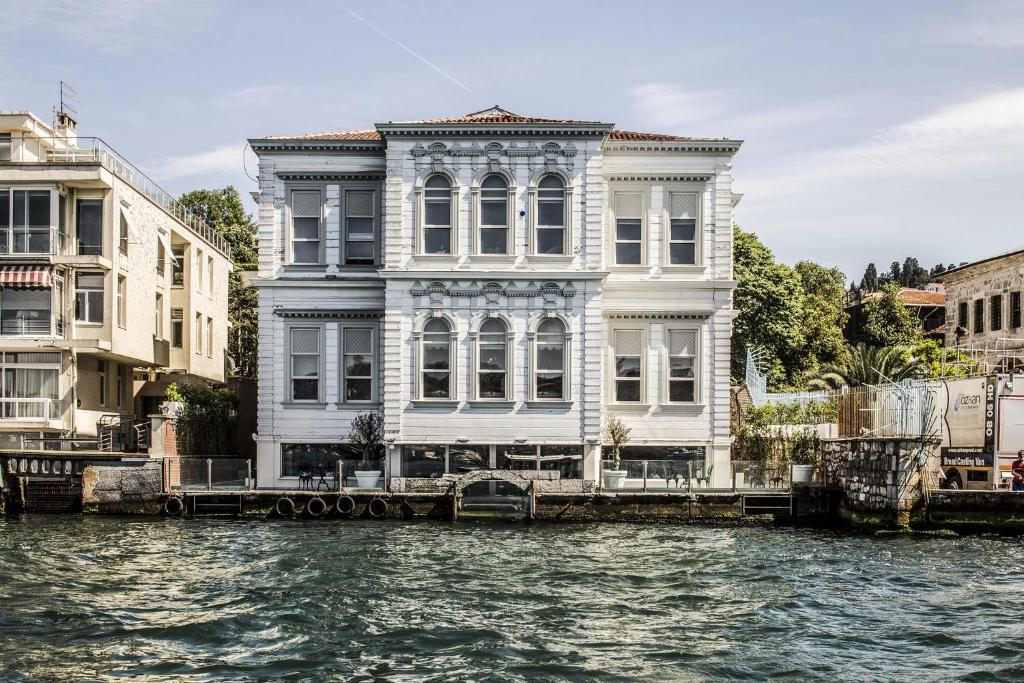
(1, 518), (1023, 682)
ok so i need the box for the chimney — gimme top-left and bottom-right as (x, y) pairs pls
(55, 111), (78, 142)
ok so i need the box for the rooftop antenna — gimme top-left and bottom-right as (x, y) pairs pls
(58, 80), (78, 116)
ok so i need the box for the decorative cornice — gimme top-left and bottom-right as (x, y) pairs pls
(604, 310), (713, 320)
(273, 308), (383, 319)
(248, 139), (385, 153)
(276, 172), (385, 181)
(603, 140), (742, 154)
(607, 174), (713, 183)
(409, 279), (577, 299)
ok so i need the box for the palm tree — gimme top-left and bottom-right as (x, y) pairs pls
(809, 343), (927, 390)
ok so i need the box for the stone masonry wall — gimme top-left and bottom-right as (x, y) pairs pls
(81, 461), (163, 514)
(818, 437), (940, 524)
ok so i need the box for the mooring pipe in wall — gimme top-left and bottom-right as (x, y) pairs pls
(367, 498), (388, 519)
(275, 497), (295, 518)
(306, 496), (328, 519)
(335, 495), (356, 516)
(163, 496), (184, 517)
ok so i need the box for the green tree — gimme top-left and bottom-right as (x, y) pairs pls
(794, 261), (848, 381)
(166, 382), (238, 455)
(861, 282), (922, 347)
(860, 262), (879, 292)
(178, 186), (258, 377)
(808, 343), (928, 389)
(732, 228), (807, 389)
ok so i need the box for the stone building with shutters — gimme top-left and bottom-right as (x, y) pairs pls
(248, 107), (741, 490)
(0, 111), (230, 451)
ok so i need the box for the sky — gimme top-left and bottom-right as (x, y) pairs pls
(2, 0), (1023, 282)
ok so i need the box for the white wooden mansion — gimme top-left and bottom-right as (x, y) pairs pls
(248, 107), (741, 490)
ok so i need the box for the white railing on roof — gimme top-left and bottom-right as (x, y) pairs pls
(745, 348), (830, 408)
(9, 136), (231, 258)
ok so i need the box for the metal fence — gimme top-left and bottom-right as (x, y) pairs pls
(601, 459), (711, 491)
(835, 380), (940, 439)
(745, 348), (830, 407)
(730, 460), (793, 490)
(163, 457), (252, 491)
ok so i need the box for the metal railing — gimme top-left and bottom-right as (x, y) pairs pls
(601, 459), (711, 491)
(745, 348), (830, 407)
(0, 317), (62, 336)
(0, 227), (67, 255)
(9, 136), (230, 258)
(730, 460), (794, 490)
(835, 380), (939, 439)
(164, 457), (253, 491)
(0, 398), (60, 421)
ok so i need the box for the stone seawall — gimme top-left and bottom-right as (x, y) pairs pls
(81, 461), (164, 515)
(816, 437), (940, 528)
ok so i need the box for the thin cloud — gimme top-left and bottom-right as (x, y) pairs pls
(746, 88), (1024, 202)
(211, 85), (295, 109)
(147, 144), (243, 182)
(344, 8), (473, 94)
(931, 0), (1024, 48)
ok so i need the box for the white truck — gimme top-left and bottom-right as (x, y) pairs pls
(938, 374), (1024, 490)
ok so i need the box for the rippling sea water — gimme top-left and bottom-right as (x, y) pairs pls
(1, 517), (1024, 682)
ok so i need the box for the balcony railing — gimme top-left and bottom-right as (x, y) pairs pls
(0, 398), (61, 421)
(9, 136), (230, 258)
(0, 228), (67, 256)
(0, 316), (62, 336)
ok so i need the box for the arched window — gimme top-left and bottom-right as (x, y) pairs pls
(423, 175), (452, 254)
(478, 174), (508, 254)
(534, 318), (565, 399)
(536, 175), (565, 255)
(477, 318), (508, 399)
(421, 318), (452, 398)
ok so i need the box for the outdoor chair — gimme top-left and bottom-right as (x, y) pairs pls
(696, 465), (713, 488)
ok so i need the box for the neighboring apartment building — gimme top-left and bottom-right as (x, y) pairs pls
(249, 107), (740, 489)
(0, 111), (230, 450)
(939, 248), (1024, 369)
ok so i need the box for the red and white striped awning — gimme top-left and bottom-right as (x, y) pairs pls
(0, 266), (53, 288)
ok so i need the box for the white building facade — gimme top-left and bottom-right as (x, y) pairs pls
(250, 108), (740, 490)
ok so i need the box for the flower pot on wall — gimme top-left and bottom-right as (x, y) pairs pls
(355, 470), (381, 489)
(602, 470), (627, 490)
(791, 464), (814, 483)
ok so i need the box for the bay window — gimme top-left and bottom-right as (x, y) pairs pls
(613, 191), (644, 265)
(613, 329), (643, 402)
(421, 318), (452, 399)
(535, 175), (566, 254)
(666, 329), (697, 403)
(74, 272), (104, 324)
(344, 190), (376, 265)
(422, 175), (452, 254)
(289, 327), (321, 402)
(290, 189), (322, 264)
(0, 287), (52, 336)
(478, 175), (508, 254)
(534, 318), (566, 400)
(477, 318), (508, 399)
(0, 352), (60, 420)
(342, 326), (375, 402)
(1, 189), (52, 254)
(667, 192), (698, 265)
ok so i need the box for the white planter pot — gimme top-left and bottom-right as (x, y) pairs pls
(602, 469), (627, 490)
(791, 464), (814, 483)
(354, 470), (381, 489)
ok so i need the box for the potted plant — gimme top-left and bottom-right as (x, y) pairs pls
(602, 416), (631, 490)
(348, 412), (384, 489)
